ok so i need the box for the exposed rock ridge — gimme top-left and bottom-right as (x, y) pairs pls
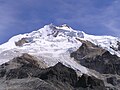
(71, 39), (120, 90)
(15, 38), (29, 46)
(0, 54), (106, 90)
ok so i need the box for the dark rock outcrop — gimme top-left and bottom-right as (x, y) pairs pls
(35, 62), (78, 86)
(71, 40), (120, 75)
(107, 76), (117, 86)
(0, 54), (106, 90)
(15, 38), (29, 46)
(72, 50), (120, 75)
(76, 74), (105, 90)
(111, 41), (120, 51)
(117, 41), (120, 51)
(71, 40), (120, 90)
(0, 78), (58, 90)
(71, 39), (106, 59)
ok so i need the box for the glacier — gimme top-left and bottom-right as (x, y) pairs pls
(0, 24), (120, 76)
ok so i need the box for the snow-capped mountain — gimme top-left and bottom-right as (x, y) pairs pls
(0, 24), (120, 90)
(0, 24), (120, 75)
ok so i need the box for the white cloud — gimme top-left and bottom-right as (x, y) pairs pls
(54, 0), (120, 37)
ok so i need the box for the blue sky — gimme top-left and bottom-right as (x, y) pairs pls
(0, 0), (120, 44)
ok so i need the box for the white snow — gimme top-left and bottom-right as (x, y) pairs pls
(0, 24), (86, 75)
(0, 24), (120, 76)
(81, 33), (120, 57)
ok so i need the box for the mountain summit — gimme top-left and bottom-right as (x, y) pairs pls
(0, 24), (119, 56)
(0, 24), (120, 70)
(0, 24), (120, 90)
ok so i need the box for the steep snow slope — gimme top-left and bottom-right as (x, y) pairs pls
(0, 24), (83, 52)
(0, 24), (120, 76)
(0, 24), (89, 75)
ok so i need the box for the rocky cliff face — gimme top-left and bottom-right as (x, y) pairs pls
(15, 38), (29, 46)
(0, 54), (106, 90)
(71, 40), (120, 90)
(71, 40), (120, 75)
(118, 41), (120, 51)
